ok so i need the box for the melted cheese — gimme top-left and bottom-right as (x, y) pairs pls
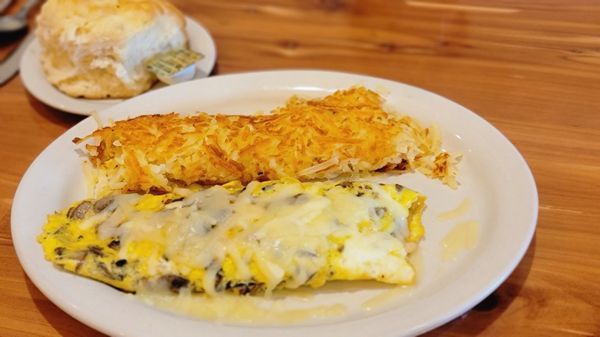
(39, 180), (426, 295)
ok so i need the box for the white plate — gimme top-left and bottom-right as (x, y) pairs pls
(12, 70), (538, 337)
(19, 17), (217, 115)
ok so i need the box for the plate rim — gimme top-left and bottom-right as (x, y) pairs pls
(19, 16), (217, 116)
(11, 69), (538, 337)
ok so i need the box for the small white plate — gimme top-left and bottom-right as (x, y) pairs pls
(12, 70), (538, 337)
(20, 17), (217, 115)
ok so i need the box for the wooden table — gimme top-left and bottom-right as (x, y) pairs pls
(1, 0), (599, 336)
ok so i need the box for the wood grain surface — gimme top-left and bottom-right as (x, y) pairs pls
(1, 0), (599, 336)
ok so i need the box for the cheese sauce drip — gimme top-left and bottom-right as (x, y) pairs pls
(436, 198), (471, 221)
(441, 220), (480, 261)
(137, 289), (347, 325)
(39, 179), (426, 295)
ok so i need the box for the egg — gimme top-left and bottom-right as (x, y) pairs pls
(38, 179), (425, 295)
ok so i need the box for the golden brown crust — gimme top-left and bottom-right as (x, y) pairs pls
(76, 87), (459, 194)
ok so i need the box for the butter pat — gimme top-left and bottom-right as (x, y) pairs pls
(146, 48), (204, 85)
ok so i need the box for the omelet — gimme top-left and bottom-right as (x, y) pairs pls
(39, 179), (426, 295)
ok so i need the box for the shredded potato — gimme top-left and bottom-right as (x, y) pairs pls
(74, 87), (459, 195)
